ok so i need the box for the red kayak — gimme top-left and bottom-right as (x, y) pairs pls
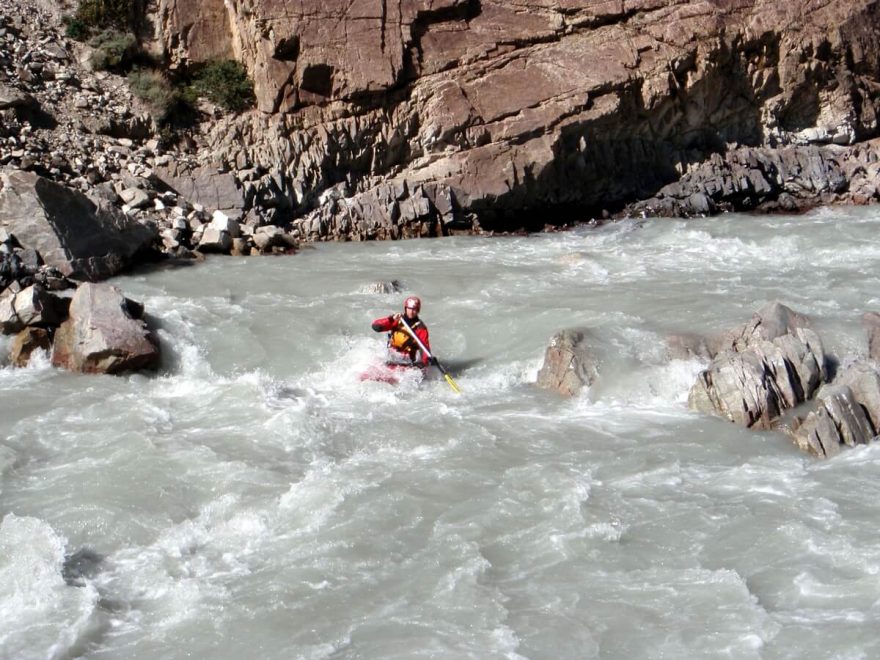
(359, 362), (425, 385)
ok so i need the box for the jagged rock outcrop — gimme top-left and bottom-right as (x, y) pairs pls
(629, 141), (880, 217)
(535, 329), (599, 397)
(51, 282), (160, 374)
(0, 169), (157, 280)
(147, 0), (880, 238)
(788, 362), (880, 457)
(688, 303), (827, 429)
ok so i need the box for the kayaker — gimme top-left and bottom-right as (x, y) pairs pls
(371, 296), (433, 367)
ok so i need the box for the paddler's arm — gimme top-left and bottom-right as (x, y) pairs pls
(372, 313), (401, 332)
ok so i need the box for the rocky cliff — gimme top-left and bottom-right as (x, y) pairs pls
(151, 0), (880, 238)
(4, 1), (880, 246)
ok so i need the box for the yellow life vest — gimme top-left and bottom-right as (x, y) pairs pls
(388, 318), (424, 361)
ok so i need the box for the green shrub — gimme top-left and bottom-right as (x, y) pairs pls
(128, 68), (176, 122)
(75, 0), (133, 31)
(63, 15), (90, 41)
(190, 60), (255, 113)
(89, 30), (137, 71)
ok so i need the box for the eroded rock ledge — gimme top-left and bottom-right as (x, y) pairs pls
(152, 0), (880, 238)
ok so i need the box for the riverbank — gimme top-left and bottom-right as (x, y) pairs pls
(2, 0), (880, 257)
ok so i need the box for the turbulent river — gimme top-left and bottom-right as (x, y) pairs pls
(3, 208), (880, 659)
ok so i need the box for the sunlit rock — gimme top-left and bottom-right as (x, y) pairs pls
(51, 283), (159, 374)
(0, 170), (157, 280)
(688, 304), (827, 430)
(362, 280), (402, 294)
(535, 329), (598, 397)
(10, 326), (52, 367)
(0, 284), (70, 334)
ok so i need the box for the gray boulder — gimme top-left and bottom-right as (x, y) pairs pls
(831, 361), (880, 431)
(252, 225), (297, 253)
(154, 163), (245, 220)
(790, 383), (876, 458)
(0, 170), (157, 281)
(51, 283), (159, 374)
(689, 321), (827, 429)
(362, 280), (402, 294)
(197, 226), (233, 253)
(0, 284), (70, 334)
(535, 329), (599, 397)
(666, 333), (714, 360)
(714, 302), (812, 354)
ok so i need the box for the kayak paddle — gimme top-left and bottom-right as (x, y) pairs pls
(399, 316), (462, 394)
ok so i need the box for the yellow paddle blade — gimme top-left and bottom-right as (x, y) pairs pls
(444, 373), (462, 394)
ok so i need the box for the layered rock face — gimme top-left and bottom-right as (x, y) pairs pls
(154, 0), (880, 238)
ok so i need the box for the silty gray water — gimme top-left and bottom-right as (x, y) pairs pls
(2, 207), (880, 659)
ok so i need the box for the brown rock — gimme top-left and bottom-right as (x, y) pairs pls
(51, 283), (159, 374)
(10, 326), (51, 367)
(688, 306), (827, 430)
(151, 0), (880, 238)
(535, 329), (599, 397)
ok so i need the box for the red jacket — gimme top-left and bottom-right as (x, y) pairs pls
(372, 314), (431, 366)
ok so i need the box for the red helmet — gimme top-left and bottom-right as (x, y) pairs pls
(403, 296), (421, 313)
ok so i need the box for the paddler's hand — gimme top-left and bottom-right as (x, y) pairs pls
(392, 313), (402, 324)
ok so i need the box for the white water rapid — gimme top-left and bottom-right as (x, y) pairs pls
(3, 208), (880, 659)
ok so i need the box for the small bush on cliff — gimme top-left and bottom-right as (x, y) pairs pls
(63, 16), (90, 41)
(128, 68), (176, 122)
(189, 60), (255, 113)
(74, 0), (134, 32)
(89, 30), (137, 71)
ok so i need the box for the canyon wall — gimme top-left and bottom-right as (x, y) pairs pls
(151, 0), (880, 237)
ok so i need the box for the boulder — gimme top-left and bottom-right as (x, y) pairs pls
(210, 210), (240, 238)
(154, 164), (245, 220)
(790, 384), (876, 458)
(689, 318), (827, 430)
(51, 283), (159, 374)
(0, 83), (36, 109)
(252, 225), (283, 251)
(535, 329), (598, 397)
(10, 327), (52, 367)
(714, 302), (813, 354)
(197, 226), (233, 253)
(791, 406), (844, 459)
(831, 362), (880, 432)
(0, 284), (70, 334)
(0, 170), (157, 281)
(362, 280), (403, 294)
